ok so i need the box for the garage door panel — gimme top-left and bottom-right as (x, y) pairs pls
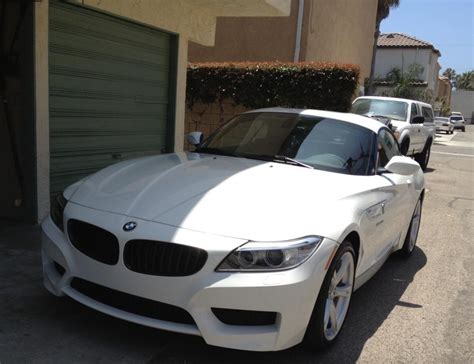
(50, 4), (170, 51)
(50, 96), (168, 118)
(49, 1), (174, 196)
(49, 54), (170, 85)
(51, 135), (166, 153)
(49, 40), (170, 75)
(50, 117), (168, 136)
(49, 74), (169, 103)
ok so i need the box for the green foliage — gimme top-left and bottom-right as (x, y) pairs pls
(375, 64), (434, 102)
(455, 70), (474, 90)
(442, 68), (457, 82)
(376, 0), (400, 24)
(186, 62), (360, 112)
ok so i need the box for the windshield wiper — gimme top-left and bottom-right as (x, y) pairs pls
(271, 155), (314, 169)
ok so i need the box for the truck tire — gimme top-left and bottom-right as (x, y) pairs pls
(415, 139), (432, 171)
(400, 139), (410, 156)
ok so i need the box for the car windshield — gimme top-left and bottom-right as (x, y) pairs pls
(351, 99), (408, 121)
(450, 116), (463, 121)
(196, 112), (376, 175)
(435, 117), (448, 122)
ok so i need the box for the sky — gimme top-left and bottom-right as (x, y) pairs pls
(380, 0), (474, 75)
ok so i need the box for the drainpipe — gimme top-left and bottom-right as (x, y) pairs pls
(293, 0), (304, 62)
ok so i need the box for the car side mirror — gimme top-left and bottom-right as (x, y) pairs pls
(384, 156), (420, 175)
(412, 116), (424, 124)
(187, 131), (203, 146)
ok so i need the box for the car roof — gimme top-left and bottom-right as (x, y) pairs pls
(244, 107), (385, 134)
(354, 96), (433, 108)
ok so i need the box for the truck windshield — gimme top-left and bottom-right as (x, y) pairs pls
(351, 99), (408, 121)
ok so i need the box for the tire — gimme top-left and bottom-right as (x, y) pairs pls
(415, 139), (432, 171)
(462, 127), (466, 132)
(303, 241), (355, 350)
(400, 198), (422, 258)
(400, 139), (410, 156)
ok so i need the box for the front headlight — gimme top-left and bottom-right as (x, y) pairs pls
(216, 236), (322, 272)
(50, 193), (68, 231)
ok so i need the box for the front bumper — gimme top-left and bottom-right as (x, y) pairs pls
(41, 204), (338, 351)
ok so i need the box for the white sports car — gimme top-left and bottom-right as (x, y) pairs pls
(42, 108), (424, 352)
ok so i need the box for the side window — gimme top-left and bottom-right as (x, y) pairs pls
(411, 103), (418, 120)
(422, 106), (434, 123)
(378, 128), (400, 168)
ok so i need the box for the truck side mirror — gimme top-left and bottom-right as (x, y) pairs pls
(412, 116), (425, 124)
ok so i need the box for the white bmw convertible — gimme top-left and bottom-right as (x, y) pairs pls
(42, 108), (424, 351)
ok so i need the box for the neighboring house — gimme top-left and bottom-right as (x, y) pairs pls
(0, 0), (291, 223)
(188, 0), (378, 87)
(373, 33), (442, 97)
(451, 90), (474, 123)
(434, 76), (452, 116)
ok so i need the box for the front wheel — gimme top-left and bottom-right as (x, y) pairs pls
(400, 198), (422, 258)
(304, 242), (355, 350)
(415, 139), (432, 171)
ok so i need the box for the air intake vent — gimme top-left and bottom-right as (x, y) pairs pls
(212, 308), (277, 326)
(71, 278), (196, 325)
(124, 240), (207, 276)
(67, 219), (119, 265)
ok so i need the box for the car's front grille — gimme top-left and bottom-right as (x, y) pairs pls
(67, 219), (119, 265)
(123, 240), (208, 276)
(71, 278), (196, 325)
(211, 308), (277, 326)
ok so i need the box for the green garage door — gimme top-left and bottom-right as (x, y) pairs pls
(49, 1), (176, 196)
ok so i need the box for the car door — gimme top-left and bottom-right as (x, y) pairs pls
(362, 129), (411, 269)
(421, 106), (435, 145)
(409, 102), (423, 151)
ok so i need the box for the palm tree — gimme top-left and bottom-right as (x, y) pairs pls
(367, 0), (400, 95)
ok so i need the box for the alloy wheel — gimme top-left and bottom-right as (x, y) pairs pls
(323, 252), (354, 341)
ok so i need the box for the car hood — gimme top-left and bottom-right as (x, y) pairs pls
(69, 152), (382, 241)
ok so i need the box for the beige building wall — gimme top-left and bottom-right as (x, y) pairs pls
(189, 0), (377, 83)
(301, 0), (377, 83)
(189, 0), (300, 62)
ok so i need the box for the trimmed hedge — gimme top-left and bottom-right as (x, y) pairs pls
(186, 62), (360, 112)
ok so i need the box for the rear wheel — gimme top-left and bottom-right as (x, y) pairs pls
(401, 198), (422, 258)
(462, 127), (466, 132)
(304, 241), (355, 350)
(415, 139), (432, 171)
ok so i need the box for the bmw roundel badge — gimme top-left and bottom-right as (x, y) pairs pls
(123, 221), (137, 231)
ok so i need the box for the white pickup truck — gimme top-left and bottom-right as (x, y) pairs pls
(351, 96), (436, 171)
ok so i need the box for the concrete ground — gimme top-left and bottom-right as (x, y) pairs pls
(1, 127), (473, 363)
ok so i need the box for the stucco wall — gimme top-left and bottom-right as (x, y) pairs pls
(301, 0), (377, 83)
(451, 90), (474, 123)
(188, 0), (377, 85)
(188, 0), (299, 62)
(374, 48), (439, 90)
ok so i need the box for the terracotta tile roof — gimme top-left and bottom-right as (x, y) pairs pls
(378, 33), (441, 55)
